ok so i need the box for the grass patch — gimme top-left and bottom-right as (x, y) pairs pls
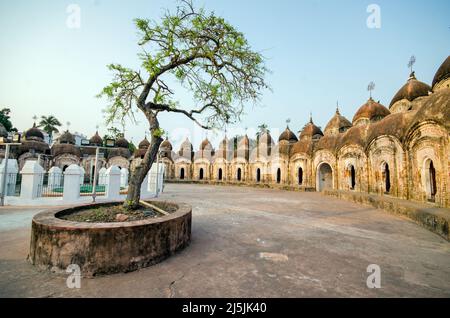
(59, 203), (174, 223)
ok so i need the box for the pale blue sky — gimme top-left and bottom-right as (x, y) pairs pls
(0, 0), (449, 149)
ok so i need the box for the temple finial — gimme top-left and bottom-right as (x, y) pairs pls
(367, 81), (375, 99)
(408, 55), (416, 74)
(286, 118), (291, 129)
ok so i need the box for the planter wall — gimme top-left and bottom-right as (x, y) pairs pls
(29, 201), (191, 277)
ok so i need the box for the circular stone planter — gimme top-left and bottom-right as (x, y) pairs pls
(29, 201), (191, 277)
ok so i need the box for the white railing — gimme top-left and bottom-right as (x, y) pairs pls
(1, 159), (164, 206)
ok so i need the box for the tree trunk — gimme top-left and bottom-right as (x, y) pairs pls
(123, 113), (163, 210)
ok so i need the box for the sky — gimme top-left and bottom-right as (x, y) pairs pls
(0, 0), (449, 150)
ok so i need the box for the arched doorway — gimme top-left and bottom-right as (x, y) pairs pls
(425, 159), (437, 202)
(218, 168), (223, 181)
(180, 168), (185, 180)
(276, 168), (281, 183)
(317, 163), (333, 191)
(256, 168), (261, 182)
(298, 167), (303, 185)
(199, 168), (204, 180)
(237, 168), (242, 181)
(383, 163), (391, 193)
(349, 165), (356, 190)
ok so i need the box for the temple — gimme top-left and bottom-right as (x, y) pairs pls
(2, 56), (449, 208)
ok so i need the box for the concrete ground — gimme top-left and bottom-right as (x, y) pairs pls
(0, 184), (449, 297)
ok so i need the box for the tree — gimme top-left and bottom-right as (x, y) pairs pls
(128, 141), (137, 154)
(102, 127), (124, 144)
(256, 123), (269, 137)
(38, 115), (62, 141)
(0, 108), (17, 132)
(98, 0), (269, 209)
(256, 123), (269, 144)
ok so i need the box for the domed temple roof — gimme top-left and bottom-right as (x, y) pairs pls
(180, 137), (193, 149)
(160, 138), (173, 151)
(177, 137), (193, 158)
(51, 143), (81, 157)
(366, 112), (414, 146)
(290, 139), (313, 156)
(108, 147), (130, 159)
(279, 126), (298, 143)
(116, 137), (129, 149)
(20, 123), (49, 155)
(238, 135), (250, 147)
(258, 131), (273, 145)
(390, 72), (431, 108)
(89, 131), (103, 146)
(353, 98), (390, 125)
(19, 140), (49, 155)
(138, 137), (150, 149)
(411, 88), (450, 131)
(24, 123), (44, 141)
(324, 109), (352, 135)
(59, 130), (75, 144)
(432, 55), (450, 88)
(200, 138), (212, 150)
(299, 118), (323, 140)
(335, 125), (367, 150)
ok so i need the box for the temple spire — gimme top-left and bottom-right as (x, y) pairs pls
(286, 118), (291, 129)
(408, 55), (416, 74)
(367, 81), (375, 99)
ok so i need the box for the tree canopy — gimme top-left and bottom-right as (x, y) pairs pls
(38, 115), (62, 137)
(98, 0), (269, 209)
(0, 108), (17, 132)
(98, 0), (269, 132)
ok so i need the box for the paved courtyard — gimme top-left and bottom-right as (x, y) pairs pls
(0, 184), (449, 297)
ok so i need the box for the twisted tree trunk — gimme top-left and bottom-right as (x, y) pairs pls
(124, 113), (163, 210)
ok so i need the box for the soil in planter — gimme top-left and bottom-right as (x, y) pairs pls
(60, 202), (177, 223)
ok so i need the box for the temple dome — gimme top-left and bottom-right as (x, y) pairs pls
(299, 118), (323, 140)
(89, 131), (103, 146)
(200, 138), (212, 150)
(180, 138), (193, 151)
(290, 139), (313, 156)
(160, 138), (172, 151)
(390, 72), (431, 109)
(59, 130), (75, 144)
(258, 131), (273, 145)
(238, 135), (250, 148)
(353, 98), (390, 126)
(24, 123), (44, 141)
(178, 137), (193, 158)
(116, 137), (129, 149)
(138, 137), (150, 149)
(279, 126), (298, 143)
(51, 143), (81, 157)
(432, 56), (450, 90)
(324, 109), (352, 136)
